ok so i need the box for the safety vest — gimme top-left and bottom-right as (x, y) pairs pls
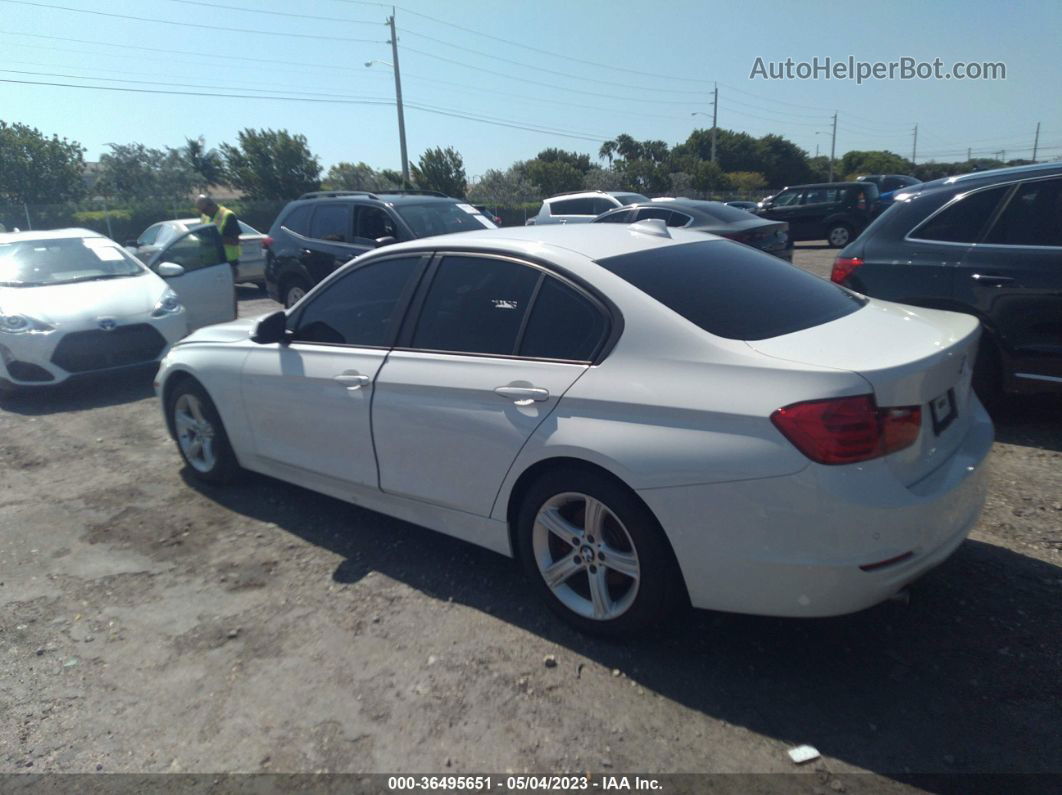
(203, 206), (241, 263)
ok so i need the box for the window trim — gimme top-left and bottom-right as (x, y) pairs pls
(905, 182), (1016, 247)
(393, 251), (614, 364)
(284, 252), (432, 350)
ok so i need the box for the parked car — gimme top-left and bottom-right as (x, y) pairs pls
(857, 174), (922, 213)
(264, 190), (498, 308)
(156, 222), (991, 635)
(755, 181), (879, 247)
(472, 205), (503, 226)
(0, 227), (234, 393)
(130, 217), (267, 286)
(527, 190), (648, 226)
(593, 198), (792, 260)
(724, 200), (760, 211)
(833, 161), (1062, 404)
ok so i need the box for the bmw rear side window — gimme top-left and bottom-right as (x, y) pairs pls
(911, 186), (1008, 243)
(519, 277), (606, 361)
(597, 241), (864, 341)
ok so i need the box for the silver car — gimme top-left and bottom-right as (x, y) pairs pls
(130, 218), (267, 286)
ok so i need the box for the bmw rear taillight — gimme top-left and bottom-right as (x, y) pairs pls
(261, 236), (273, 250)
(831, 256), (864, 283)
(771, 395), (921, 465)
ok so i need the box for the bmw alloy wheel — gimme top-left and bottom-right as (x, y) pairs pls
(173, 392), (217, 473)
(531, 492), (641, 621)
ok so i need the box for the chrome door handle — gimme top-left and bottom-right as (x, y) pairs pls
(971, 273), (1015, 286)
(334, 373), (370, 389)
(494, 386), (549, 403)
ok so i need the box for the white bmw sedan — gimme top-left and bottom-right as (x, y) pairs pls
(0, 228), (234, 393)
(155, 221), (993, 635)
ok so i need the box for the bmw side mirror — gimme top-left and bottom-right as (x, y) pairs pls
(157, 262), (185, 278)
(374, 236), (397, 248)
(251, 310), (289, 345)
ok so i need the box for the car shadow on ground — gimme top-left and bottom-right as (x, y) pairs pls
(190, 471), (1062, 784)
(990, 394), (1062, 453)
(0, 366), (156, 415)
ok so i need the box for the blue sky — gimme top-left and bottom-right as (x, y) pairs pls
(2, 0), (1059, 176)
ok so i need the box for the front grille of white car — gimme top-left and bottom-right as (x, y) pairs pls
(51, 324), (167, 373)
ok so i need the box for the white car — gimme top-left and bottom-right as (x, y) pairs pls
(131, 218), (267, 286)
(155, 221), (992, 635)
(0, 228), (235, 392)
(528, 190), (648, 225)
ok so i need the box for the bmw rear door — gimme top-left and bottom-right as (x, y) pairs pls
(371, 253), (610, 517)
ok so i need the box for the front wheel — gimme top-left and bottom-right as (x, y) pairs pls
(516, 469), (683, 636)
(826, 223), (852, 248)
(167, 379), (241, 484)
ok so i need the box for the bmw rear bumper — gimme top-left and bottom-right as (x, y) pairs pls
(639, 398), (993, 617)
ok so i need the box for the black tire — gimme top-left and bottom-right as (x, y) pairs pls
(281, 278), (311, 309)
(166, 378), (242, 484)
(516, 467), (683, 637)
(826, 223), (852, 248)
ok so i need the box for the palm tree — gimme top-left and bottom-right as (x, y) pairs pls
(183, 137), (224, 191)
(599, 140), (617, 166)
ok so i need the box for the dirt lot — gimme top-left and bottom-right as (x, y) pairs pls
(1, 245), (1059, 790)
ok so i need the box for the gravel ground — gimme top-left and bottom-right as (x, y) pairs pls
(1, 247), (1059, 790)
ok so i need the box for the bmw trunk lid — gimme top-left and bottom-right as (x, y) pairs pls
(747, 298), (984, 486)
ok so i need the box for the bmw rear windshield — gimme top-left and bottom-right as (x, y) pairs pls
(596, 241), (865, 340)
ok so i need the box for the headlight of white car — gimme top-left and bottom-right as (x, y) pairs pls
(0, 311), (53, 334)
(152, 289), (183, 317)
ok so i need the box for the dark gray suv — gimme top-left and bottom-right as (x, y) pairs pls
(264, 191), (496, 307)
(831, 162), (1062, 403)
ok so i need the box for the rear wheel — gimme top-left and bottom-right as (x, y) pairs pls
(282, 278), (310, 309)
(826, 223), (852, 248)
(167, 379), (241, 484)
(516, 468), (682, 636)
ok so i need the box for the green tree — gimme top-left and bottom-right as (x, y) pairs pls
(97, 143), (193, 200)
(466, 166), (539, 206)
(412, 146), (467, 197)
(690, 160), (731, 195)
(725, 171), (768, 196)
(183, 137), (224, 191)
(0, 121), (86, 204)
(220, 128), (321, 199)
(756, 134), (812, 186)
(582, 166), (627, 192)
(523, 160), (583, 195)
(839, 150), (912, 179)
(324, 161), (400, 192)
(533, 148), (593, 173)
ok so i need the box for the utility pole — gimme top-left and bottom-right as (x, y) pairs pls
(710, 83), (718, 164)
(967, 147), (972, 161)
(828, 112), (837, 182)
(1032, 122), (1041, 161)
(387, 12), (410, 187)
(911, 124), (918, 164)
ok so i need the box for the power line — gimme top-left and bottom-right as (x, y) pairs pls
(383, 3), (715, 85)
(0, 76), (612, 142)
(397, 26), (708, 97)
(0, 0), (384, 43)
(159, 0), (380, 25)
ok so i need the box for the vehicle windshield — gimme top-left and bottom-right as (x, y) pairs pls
(0, 237), (145, 287)
(596, 240), (865, 340)
(393, 202), (496, 237)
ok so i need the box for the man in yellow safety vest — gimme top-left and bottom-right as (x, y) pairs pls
(195, 194), (241, 274)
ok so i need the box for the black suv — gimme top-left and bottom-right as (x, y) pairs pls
(755, 181), (879, 247)
(831, 162), (1062, 402)
(264, 191), (496, 307)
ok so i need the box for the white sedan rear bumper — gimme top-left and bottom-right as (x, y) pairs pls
(639, 398), (993, 617)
